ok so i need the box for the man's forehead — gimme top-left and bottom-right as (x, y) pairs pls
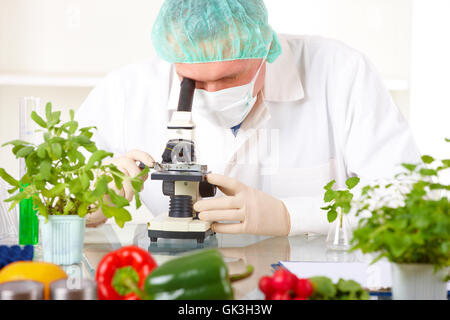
(175, 59), (261, 81)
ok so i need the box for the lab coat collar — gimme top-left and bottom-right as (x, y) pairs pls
(263, 35), (305, 102)
(167, 35), (304, 109)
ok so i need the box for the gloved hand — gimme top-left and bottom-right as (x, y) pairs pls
(194, 174), (291, 236)
(86, 150), (154, 228)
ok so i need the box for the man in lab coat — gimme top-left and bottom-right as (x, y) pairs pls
(76, 0), (420, 236)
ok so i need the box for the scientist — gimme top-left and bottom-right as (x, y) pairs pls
(76, 0), (420, 236)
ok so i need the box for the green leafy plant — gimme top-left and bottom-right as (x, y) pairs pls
(0, 102), (149, 227)
(350, 141), (450, 274)
(308, 276), (369, 300)
(321, 177), (360, 223)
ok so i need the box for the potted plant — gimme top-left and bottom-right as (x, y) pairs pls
(321, 177), (360, 251)
(0, 103), (149, 265)
(350, 141), (450, 300)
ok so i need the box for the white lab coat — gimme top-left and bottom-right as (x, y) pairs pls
(76, 34), (421, 236)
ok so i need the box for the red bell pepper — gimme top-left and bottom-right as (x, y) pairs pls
(96, 246), (157, 300)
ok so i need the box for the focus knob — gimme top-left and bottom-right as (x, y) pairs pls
(199, 181), (217, 198)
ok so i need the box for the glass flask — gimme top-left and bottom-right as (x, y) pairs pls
(326, 208), (352, 251)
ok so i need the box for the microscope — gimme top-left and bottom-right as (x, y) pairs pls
(145, 78), (217, 244)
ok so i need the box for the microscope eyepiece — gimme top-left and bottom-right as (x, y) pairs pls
(177, 78), (196, 112)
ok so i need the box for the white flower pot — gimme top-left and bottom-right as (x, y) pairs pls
(391, 263), (448, 300)
(39, 215), (86, 265)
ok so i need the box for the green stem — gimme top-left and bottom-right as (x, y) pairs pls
(122, 277), (147, 300)
(229, 265), (254, 283)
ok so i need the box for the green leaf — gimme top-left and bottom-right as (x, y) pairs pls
(107, 189), (130, 208)
(45, 102), (52, 120)
(345, 177), (360, 190)
(79, 172), (90, 190)
(39, 160), (52, 180)
(359, 290), (370, 300)
(62, 121), (78, 135)
(86, 170), (94, 181)
(402, 163), (417, 172)
(91, 176), (109, 198)
(327, 209), (338, 223)
(0, 168), (20, 187)
(136, 166), (150, 179)
(309, 276), (336, 298)
(33, 197), (48, 219)
(63, 199), (75, 215)
(68, 179), (83, 194)
(102, 205), (132, 228)
(131, 180), (143, 193)
(48, 183), (66, 197)
(36, 144), (48, 158)
(77, 204), (89, 218)
(421, 155), (434, 164)
(70, 109), (75, 121)
(441, 159), (450, 167)
(324, 180), (336, 190)
(79, 127), (97, 139)
(47, 111), (61, 127)
(361, 185), (371, 196)
(4, 190), (28, 203)
(51, 143), (62, 158)
(1, 139), (31, 147)
(72, 135), (91, 145)
(419, 168), (437, 176)
(86, 150), (113, 170)
(7, 186), (19, 194)
(337, 279), (362, 293)
(31, 111), (47, 128)
(135, 193), (142, 209)
(16, 146), (34, 157)
(324, 190), (336, 203)
(12, 145), (26, 156)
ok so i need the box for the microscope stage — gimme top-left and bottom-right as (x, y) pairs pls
(148, 216), (214, 243)
(148, 216), (210, 232)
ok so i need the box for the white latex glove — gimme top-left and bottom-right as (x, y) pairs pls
(194, 174), (291, 236)
(86, 150), (154, 228)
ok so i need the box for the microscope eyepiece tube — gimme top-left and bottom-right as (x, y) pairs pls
(177, 78), (196, 112)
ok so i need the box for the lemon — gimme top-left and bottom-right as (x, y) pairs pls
(0, 261), (68, 299)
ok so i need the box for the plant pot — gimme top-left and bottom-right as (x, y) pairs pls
(38, 215), (86, 265)
(391, 263), (448, 300)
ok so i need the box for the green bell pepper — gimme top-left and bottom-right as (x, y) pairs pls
(112, 249), (253, 300)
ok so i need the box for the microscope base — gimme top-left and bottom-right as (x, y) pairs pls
(148, 216), (214, 244)
(148, 229), (214, 244)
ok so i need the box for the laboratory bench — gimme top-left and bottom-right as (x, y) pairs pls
(23, 223), (391, 300)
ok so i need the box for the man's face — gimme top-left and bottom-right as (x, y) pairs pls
(175, 59), (266, 97)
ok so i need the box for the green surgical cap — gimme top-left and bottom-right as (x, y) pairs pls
(151, 0), (282, 64)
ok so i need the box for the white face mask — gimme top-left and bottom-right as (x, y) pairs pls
(193, 59), (265, 128)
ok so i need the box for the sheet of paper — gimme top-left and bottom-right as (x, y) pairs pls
(280, 261), (450, 291)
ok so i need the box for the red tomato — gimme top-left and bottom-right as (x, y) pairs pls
(271, 269), (297, 293)
(124, 293), (140, 300)
(258, 275), (274, 295)
(294, 278), (314, 299)
(270, 291), (292, 300)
